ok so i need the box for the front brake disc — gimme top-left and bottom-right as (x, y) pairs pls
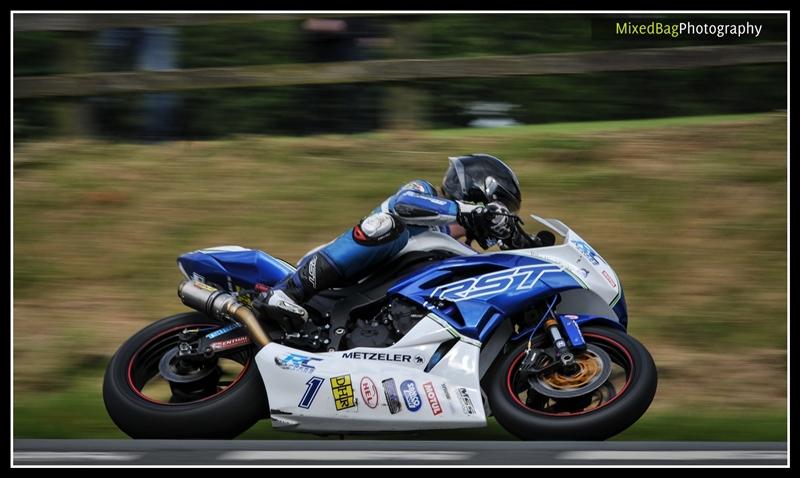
(529, 344), (612, 399)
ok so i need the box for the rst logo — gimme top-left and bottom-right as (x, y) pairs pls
(431, 263), (564, 302)
(400, 380), (422, 412)
(422, 381), (442, 416)
(360, 377), (379, 409)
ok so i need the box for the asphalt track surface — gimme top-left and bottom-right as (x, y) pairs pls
(13, 440), (787, 466)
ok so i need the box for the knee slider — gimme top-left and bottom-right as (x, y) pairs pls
(353, 212), (406, 245)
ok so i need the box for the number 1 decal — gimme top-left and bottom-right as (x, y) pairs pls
(299, 376), (324, 409)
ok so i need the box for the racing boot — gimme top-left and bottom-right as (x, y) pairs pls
(255, 252), (343, 328)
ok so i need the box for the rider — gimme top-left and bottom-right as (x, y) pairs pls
(258, 153), (538, 323)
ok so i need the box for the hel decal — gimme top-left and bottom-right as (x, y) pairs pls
(360, 377), (380, 409)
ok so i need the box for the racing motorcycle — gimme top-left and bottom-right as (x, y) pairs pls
(103, 213), (657, 440)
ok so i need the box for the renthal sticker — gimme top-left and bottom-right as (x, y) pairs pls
(205, 322), (243, 339)
(330, 375), (356, 411)
(602, 270), (617, 288)
(458, 387), (476, 416)
(209, 335), (250, 351)
(400, 380), (422, 412)
(274, 353), (323, 374)
(341, 351), (412, 363)
(360, 377), (380, 409)
(298, 377), (324, 409)
(422, 381), (442, 416)
(382, 378), (402, 414)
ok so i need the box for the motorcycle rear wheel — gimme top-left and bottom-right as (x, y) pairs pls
(486, 325), (657, 441)
(103, 312), (268, 439)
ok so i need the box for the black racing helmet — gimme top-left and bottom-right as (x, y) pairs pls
(442, 154), (522, 212)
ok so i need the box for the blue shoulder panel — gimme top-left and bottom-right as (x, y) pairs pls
(389, 253), (583, 342)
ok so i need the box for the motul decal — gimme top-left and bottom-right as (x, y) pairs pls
(423, 381), (443, 416)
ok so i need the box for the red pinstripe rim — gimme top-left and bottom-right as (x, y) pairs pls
(126, 323), (251, 406)
(506, 332), (634, 417)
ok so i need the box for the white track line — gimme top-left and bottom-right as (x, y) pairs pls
(220, 450), (474, 461)
(557, 450), (787, 461)
(14, 452), (141, 462)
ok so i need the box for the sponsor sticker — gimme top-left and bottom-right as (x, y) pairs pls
(341, 351), (412, 363)
(274, 353), (322, 374)
(571, 239), (605, 266)
(360, 377), (380, 409)
(602, 270), (617, 288)
(400, 380), (422, 412)
(458, 387), (476, 416)
(205, 322), (242, 339)
(209, 335), (250, 351)
(330, 375), (356, 411)
(440, 383), (451, 400)
(298, 377), (324, 409)
(423, 381), (443, 416)
(382, 378), (403, 414)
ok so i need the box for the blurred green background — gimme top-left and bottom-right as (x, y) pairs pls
(13, 13), (787, 441)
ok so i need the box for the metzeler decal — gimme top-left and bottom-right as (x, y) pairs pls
(341, 351), (412, 363)
(330, 375), (356, 411)
(360, 377), (380, 409)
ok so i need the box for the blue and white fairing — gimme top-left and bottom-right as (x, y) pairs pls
(177, 245), (294, 291)
(387, 215), (627, 342)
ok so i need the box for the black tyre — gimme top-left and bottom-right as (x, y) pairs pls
(486, 326), (657, 441)
(103, 312), (268, 439)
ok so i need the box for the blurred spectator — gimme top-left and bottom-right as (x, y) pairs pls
(91, 27), (180, 141)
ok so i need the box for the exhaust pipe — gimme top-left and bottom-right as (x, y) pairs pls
(178, 280), (271, 348)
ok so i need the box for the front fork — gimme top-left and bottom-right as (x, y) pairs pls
(519, 313), (587, 376)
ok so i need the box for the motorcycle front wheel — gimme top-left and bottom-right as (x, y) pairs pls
(485, 325), (657, 441)
(103, 312), (268, 439)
